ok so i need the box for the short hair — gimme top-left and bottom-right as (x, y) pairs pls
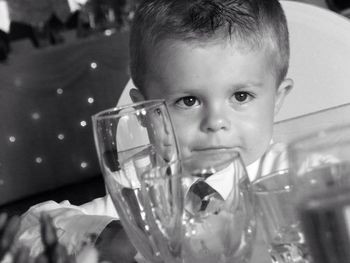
(129, 0), (289, 91)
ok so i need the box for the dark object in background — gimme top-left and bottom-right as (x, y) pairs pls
(37, 15), (65, 46)
(298, 186), (350, 263)
(0, 30), (10, 62)
(0, 214), (20, 261)
(40, 214), (76, 263)
(9, 21), (40, 47)
(5, 1), (138, 50)
(10, 15), (65, 48)
(80, 0), (128, 33)
(325, 0), (350, 12)
(0, 176), (106, 217)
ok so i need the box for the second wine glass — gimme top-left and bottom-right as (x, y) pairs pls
(141, 150), (256, 263)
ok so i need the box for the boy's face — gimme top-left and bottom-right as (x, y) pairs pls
(138, 40), (292, 165)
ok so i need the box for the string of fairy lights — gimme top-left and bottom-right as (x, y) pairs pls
(5, 60), (101, 170)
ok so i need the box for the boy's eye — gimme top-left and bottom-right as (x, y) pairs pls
(175, 96), (199, 108)
(233, 92), (252, 103)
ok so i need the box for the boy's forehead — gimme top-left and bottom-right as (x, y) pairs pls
(142, 39), (277, 99)
(142, 77), (175, 99)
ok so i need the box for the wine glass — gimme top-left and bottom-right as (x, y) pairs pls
(251, 143), (311, 263)
(288, 123), (350, 263)
(288, 123), (350, 195)
(252, 169), (312, 263)
(92, 99), (180, 263)
(141, 149), (256, 263)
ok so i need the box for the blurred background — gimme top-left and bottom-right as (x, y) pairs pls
(0, 0), (140, 215)
(1, 0), (349, 62)
(0, 0), (141, 61)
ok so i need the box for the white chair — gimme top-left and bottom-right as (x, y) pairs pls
(117, 1), (350, 123)
(277, 1), (350, 121)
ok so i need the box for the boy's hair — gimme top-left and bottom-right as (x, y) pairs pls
(129, 0), (289, 91)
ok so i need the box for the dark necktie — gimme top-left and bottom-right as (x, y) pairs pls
(189, 180), (218, 212)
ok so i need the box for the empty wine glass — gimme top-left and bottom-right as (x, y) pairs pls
(288, 123), (350, 263)
(92, 100), (180, 263)
(251, 143), (311, 263)
(252, 169), (312, 263)
(141, 149), (256, 263)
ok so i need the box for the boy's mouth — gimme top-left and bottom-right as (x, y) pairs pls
(185, 147), (241, 171)
(192, 146), (239, 153)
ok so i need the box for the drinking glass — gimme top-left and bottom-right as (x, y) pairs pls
(288, 124), (350, 263)
(92, 100), (180, 263)
(141, 150), (256, 263)
(252, 169), (312, 263)
(288, 124), (350, 196)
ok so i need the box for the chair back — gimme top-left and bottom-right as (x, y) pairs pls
(277, 1), (350, 121)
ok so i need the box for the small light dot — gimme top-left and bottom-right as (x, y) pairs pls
(57, 134), (65, 140)
(80, 162), (88, 168)
(0, 179), (4, 186)
(87, 97), (94, 104)
(35, 157), (43, 163)
(120, 115), (129, 122)
(80, 120), (87, 127)
(9, 136), (16, 142)
(90, 62), (97, 69)
(104, 29), (113, 36)
(284, 185), (291, 190)
(14, 77), (22, 87)
(128, 11), (135, 20)
(57, 88), (63, 95)
(32, 112), (40, 120)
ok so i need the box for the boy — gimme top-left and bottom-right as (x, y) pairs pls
(17, 0), (293, 262)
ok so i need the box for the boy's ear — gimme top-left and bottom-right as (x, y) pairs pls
(274, 78), (293, 116)
(129, 88), (145, 103)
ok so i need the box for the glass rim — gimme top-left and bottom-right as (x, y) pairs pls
(142, 149), (243, 180)
(288, 123), (350, 151)
(251, 169), (291, 194)
(91, 99), (166, 121)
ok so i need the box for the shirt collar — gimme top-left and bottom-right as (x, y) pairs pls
(205, 158), (260, 200)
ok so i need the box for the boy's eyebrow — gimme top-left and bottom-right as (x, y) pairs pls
(163, 81), (265, 97)
(232, 82), (264, 89)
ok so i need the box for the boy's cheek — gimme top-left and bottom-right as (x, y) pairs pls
(244, 131), (273, 165)
(175, 129), (195, 158)
(172, 119), (194, 143)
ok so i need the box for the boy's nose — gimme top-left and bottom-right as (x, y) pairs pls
(201, 106), (231, 132)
